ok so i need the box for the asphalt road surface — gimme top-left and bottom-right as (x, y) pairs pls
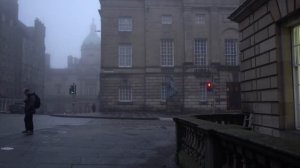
(0, 114), (178, 168)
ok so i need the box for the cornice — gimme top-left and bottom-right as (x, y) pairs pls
(229, 0), (269, 23)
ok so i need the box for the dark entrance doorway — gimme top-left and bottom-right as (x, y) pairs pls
(226, 82), (241, 110)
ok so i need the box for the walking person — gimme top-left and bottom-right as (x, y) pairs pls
(22, 89), (38, 135)
(91, 103), (96, 113)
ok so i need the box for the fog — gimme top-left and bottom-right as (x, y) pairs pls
(18, 0), (101, 68)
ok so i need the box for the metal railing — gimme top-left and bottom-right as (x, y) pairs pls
(0, 98), (23, 113)
(174, 115), (300, 168)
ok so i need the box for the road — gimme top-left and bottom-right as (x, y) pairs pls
(0, 114), (178, 168)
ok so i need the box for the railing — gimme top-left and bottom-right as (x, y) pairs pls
(0, 98), (23, 113)
(174, 115), (300, 168)
(195, 113), (244, 125)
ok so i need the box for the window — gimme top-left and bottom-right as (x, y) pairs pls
(119, 86), (132, 102)
(118, 44), (132, 67)
(195, 14), (205, 24)
(194, 39), (207, 66)
(162, 15), (172, 24)
(161, 76), (176, 102)
(160, 39), (174, 67)
(161, 84), (167, 102)
(161, 77), (168, 102)
(199, 82), (207, 101)
(225, 39), (238, 66)
(118, 17), (132, 32)
(293, 25), (300, 128)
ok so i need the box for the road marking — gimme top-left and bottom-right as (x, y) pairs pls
(1, 147), (14, 151)
(58, 130), (67, 134)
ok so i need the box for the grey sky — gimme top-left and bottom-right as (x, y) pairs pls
(18, 0), (101, 68)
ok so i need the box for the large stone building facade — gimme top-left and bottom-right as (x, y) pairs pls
(99, 0), (240, 112)
(0, 0), (22, 99)
(0, 0), (46, 112)
(20, 19), (46, 102)
(230, 0), (300, 136)
(44, 22), (101, 114)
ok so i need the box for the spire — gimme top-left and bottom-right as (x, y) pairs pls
(90, 18), (96, 34)
(82, 19), (100, 47)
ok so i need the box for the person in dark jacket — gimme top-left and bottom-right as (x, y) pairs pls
(22, 89), (36, 135)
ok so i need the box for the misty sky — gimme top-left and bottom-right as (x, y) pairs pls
(19, 0), (101, 68)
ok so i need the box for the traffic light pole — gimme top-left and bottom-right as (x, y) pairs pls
(70, 83), (77, 113)
(212, 75), (216, 114)
(207, 76), (215, 114)
(72, 94), (75, 113)
(212, 89), (215, 114)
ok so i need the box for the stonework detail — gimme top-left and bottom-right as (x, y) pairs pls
(100, 0), (240, 112)
(0, 0), (46, 113)
(230, 0), (300, 136)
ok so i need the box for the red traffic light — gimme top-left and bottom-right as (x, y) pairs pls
(206, 81), (213, 91)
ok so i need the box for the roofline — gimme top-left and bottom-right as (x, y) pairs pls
(229, 0), (269, 22)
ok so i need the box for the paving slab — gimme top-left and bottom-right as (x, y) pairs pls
(0, 114), (178, 168)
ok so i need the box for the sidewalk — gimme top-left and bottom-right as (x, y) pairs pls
(50, 111), (184, 120)
(0, 114), (178, 168)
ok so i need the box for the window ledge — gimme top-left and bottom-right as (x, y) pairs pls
(118, 101), (133, 105)
(199, 101), (208, 105)
(160, 101), (166, 105)
(118, 66), (132, 68)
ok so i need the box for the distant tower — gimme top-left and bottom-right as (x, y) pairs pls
(80, 20), (101, 68)
(45, 53), (51, 69)
(0, 0), (18, 20)
(67, 55), (79, 69)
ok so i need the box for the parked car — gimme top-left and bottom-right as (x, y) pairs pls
(9, 102), (24, 114)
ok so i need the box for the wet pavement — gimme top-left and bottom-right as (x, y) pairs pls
(50, 111), (184, 120)
(0, 114), (178, 168)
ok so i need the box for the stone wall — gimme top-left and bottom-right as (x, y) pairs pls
(230, 0), (300, 136)
(100, 0), (240, 113)
(0, 0), (22, 99)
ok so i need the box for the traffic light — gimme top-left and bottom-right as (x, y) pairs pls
(69, 83), (76, 95)
(74, 84), (76, 95)
(206, 81), (213, 92)
(69, 85), (74, 95)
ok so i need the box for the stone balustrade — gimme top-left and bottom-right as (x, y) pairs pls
(0, 98), (22, 113)
(174, 114), (300, 168)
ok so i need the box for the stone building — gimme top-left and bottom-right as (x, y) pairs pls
(99, 0), (240, 112)
(0, 0), (22, 99)
(0, 0), (46, 112)
(20, 19), (46, 102)
(44, 22), (101, 114)
(230, 0), (300, 136)
(172, 1), (300, 168)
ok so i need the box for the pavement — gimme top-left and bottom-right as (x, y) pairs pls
(50, 112), (176, 120)
(49, 111), (187, 121)
(0, 113), (179, 168)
